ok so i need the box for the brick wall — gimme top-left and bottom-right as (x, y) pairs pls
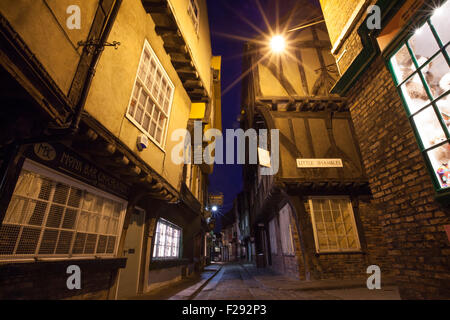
(320, 0), (376, 74)
(296, 196), (392, 280)
(266, 196), (390, 281)
(346, 55), (450, 299)
(320, 0), (365, 45)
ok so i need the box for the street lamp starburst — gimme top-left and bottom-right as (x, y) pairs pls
(270, 35), (285, 53)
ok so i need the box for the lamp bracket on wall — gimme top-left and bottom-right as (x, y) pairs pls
(77, 39), (121, 54)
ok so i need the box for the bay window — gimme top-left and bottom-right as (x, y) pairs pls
(0, 161), (126, 260)
(126, 40), (174, 148)
(388, 1), (450, 192)
(309, 198), (361, 253)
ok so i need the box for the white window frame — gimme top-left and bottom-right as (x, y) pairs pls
(0, 159), (127, 262)
(152, 218), (182, 260)
(126, 39), (175, 151)
(309, 196), (361, 254)
(188, 0), (200, 35)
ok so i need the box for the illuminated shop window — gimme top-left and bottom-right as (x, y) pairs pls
(309, 198), (361, 253)
(388, 1), (450, 191)
(126, 40), (174, 148)
(152, 219), (181, 260)
(0, 162), (126, 260)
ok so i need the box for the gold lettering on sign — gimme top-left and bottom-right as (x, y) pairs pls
(60, 152), (83, 172)
(34, 143), (56, 161)
(296, 158), (344, 168)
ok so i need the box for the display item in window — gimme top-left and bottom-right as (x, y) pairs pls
(440, 72), (450, 92)
(437, 163), (450, 187)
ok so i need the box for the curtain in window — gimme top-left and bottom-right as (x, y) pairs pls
(0, 168), (125, 259)
(3, 171), (48, 225)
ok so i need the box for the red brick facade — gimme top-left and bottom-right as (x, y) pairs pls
(346, 55), (450, 299)
(286, 195), (392, 281)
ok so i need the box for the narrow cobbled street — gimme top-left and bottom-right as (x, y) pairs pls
(194, 264), (401, 300)
(0, 0), (448, 302)
(130, 263), (401, 300)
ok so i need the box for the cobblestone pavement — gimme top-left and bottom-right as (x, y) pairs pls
(193, 263), (401, 300)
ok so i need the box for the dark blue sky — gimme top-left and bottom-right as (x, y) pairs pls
(206, 0), (268, 216)
(206, 0), (320, 225)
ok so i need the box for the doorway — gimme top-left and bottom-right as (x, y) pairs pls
(116, 207), (146, 299)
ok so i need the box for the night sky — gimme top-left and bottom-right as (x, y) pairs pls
(206, 0), (320, 229)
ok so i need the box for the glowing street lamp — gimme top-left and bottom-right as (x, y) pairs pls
(268, 17), (326, 54)
(212, 205), (218, 212)
(270, 35), (285, 53)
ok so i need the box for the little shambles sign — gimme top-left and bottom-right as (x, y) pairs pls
(296, 158), (343, 168)
(26, 142), (130, 199)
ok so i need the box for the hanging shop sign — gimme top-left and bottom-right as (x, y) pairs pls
(26, 142), (130, 198)
(296, 158), (343, 168)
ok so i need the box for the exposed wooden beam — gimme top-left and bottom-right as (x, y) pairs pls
(172, 57), (194, 69)
(183, 79), (203, 89)
(162, 33), (185, 47)
(164, 44), (188, 55)
(168, 52), (190, 61)
(144, 2), (169, 14)
(155, 26), (178, 36)
(178, 69), (199, 81)
(95, 152), (129, 169)
(74, 139), (116, 157)
(78, 128), (98, 142)
(149, 182), (163, 191)
(189, 88), (207, 97)
(116, 162), (141, 177)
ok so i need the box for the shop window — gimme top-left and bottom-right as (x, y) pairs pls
(388, 1), (450, 192)
(268, 217), (278, 254)
(127, 40), (174, 148)
(278, 204), (295, 255)
(0, 163), (126, 260)
(188, 0), (200, 35)
(152, 218), (181, 260)
(309, 198), (361, 253)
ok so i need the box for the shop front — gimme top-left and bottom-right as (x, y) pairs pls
(0, 142), (130, 299)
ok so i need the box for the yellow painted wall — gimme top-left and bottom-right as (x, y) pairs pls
(0, 0), (98, 94)
(84, 0), (193, 191)
(258, 64), (289, 96)
(169, 0), (212, 96)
